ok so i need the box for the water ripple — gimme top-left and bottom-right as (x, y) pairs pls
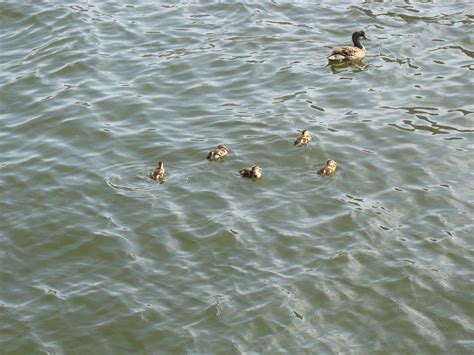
(1, 1), (473, 353)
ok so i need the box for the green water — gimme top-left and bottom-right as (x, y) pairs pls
(1, 1), (473, 354)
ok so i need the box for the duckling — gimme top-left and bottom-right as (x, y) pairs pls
(294, 129), (312, 147)
(328, 30), (369, 62)
(239, 165), (262, 179)
(150, 161), (165, 181)
(207, 144), (228, 160)
(317, 160), (337, 176)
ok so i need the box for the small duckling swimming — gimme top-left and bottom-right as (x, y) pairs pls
(317, 160), (337, 176)
(328, 30), (369, 62)
(239, 165), (262, 179)
(294, 129), (312, 147)
(207, 144), (228, 160)
(150, 161), (165, 181)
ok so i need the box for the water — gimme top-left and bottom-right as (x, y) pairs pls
(1, 1), (473, 353)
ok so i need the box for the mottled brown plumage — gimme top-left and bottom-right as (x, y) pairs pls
(294, 129), (312, 147)
(239, 165), (262, 179)
(150, 161), (165, 181)
(207, 144), (228, 160)
(328, 30), (369, 62)
(317, 160), (337, 176)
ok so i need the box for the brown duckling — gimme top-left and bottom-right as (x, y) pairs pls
(294, 129), (312, 147)
(239, 165), (262, 179)
(317, 160), (337, 176)
(207, 144), (228, 160)
(328, 30), (369, 62)
(150, 161), (165, 181)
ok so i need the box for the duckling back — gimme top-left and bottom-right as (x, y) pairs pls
(317, 160), (337, 176)
(239, 165), (262, 179)
(150, 161), (165, 181)
(207, 144), (228, 160)
(294, 129), (312, 147)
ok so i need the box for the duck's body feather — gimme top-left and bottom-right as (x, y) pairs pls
(328, 45), (365, 62)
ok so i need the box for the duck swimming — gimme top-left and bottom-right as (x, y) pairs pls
(294, 129), (312, 147)
(317, 160), (337, 176)
(207, 144), (228, 160)
(239, 165), (262, 179)
(150, 161), (165, 181)
(328, 30), (369, 62)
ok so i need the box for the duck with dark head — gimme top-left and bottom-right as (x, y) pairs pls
(328, 30), (369, 63)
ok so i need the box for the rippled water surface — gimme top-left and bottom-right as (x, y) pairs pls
(1, 1), (473, 353)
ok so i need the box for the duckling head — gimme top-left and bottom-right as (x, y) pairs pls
(216, 144), (228, 150)
(326, 160), (337, 168)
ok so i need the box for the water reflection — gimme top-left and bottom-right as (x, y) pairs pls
(384, 106), (474, 135)
(327, 60), (367, 74)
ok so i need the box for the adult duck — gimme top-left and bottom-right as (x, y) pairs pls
(328, 30), (369, 62)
